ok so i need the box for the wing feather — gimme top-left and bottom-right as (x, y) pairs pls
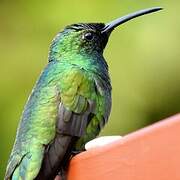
(36, 67), (96, 179)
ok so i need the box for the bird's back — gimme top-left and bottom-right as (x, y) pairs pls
(5, 62), (62, 179)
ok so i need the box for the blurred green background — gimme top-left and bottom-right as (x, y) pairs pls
(0, 0), (179, 177)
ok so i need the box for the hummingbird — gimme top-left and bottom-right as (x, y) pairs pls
(5, 7), (162, 180)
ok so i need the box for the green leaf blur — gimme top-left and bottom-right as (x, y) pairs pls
(0, 0), (178, 178)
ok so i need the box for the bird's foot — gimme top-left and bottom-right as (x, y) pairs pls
(71, 150), (85, 156)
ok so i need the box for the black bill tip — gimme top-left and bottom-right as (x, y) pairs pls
(102, 7), (163, 33)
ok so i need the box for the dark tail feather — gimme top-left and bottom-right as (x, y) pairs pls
(35, 135), (78, 180)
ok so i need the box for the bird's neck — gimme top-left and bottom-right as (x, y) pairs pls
(49, 49), (109, 77)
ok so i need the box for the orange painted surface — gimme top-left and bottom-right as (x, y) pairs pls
(67, 114), (180, 180)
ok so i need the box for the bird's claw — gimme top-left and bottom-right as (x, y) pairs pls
(71, 150), (85, 155)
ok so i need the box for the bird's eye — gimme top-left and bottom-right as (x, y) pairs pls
(83, 32), (94, 41)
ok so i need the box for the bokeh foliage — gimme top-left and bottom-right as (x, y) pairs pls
(0, 0), (179, 178)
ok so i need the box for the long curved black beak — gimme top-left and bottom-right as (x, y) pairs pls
(101, 7), (163, 34)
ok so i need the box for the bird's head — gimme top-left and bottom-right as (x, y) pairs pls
(49, 7), (162, 62)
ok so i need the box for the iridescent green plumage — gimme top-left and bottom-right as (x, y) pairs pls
(5, 7), (162, 180)
(5, 23), (111, 180)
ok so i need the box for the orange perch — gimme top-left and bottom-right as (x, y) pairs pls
(67, 114), (180, 180)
